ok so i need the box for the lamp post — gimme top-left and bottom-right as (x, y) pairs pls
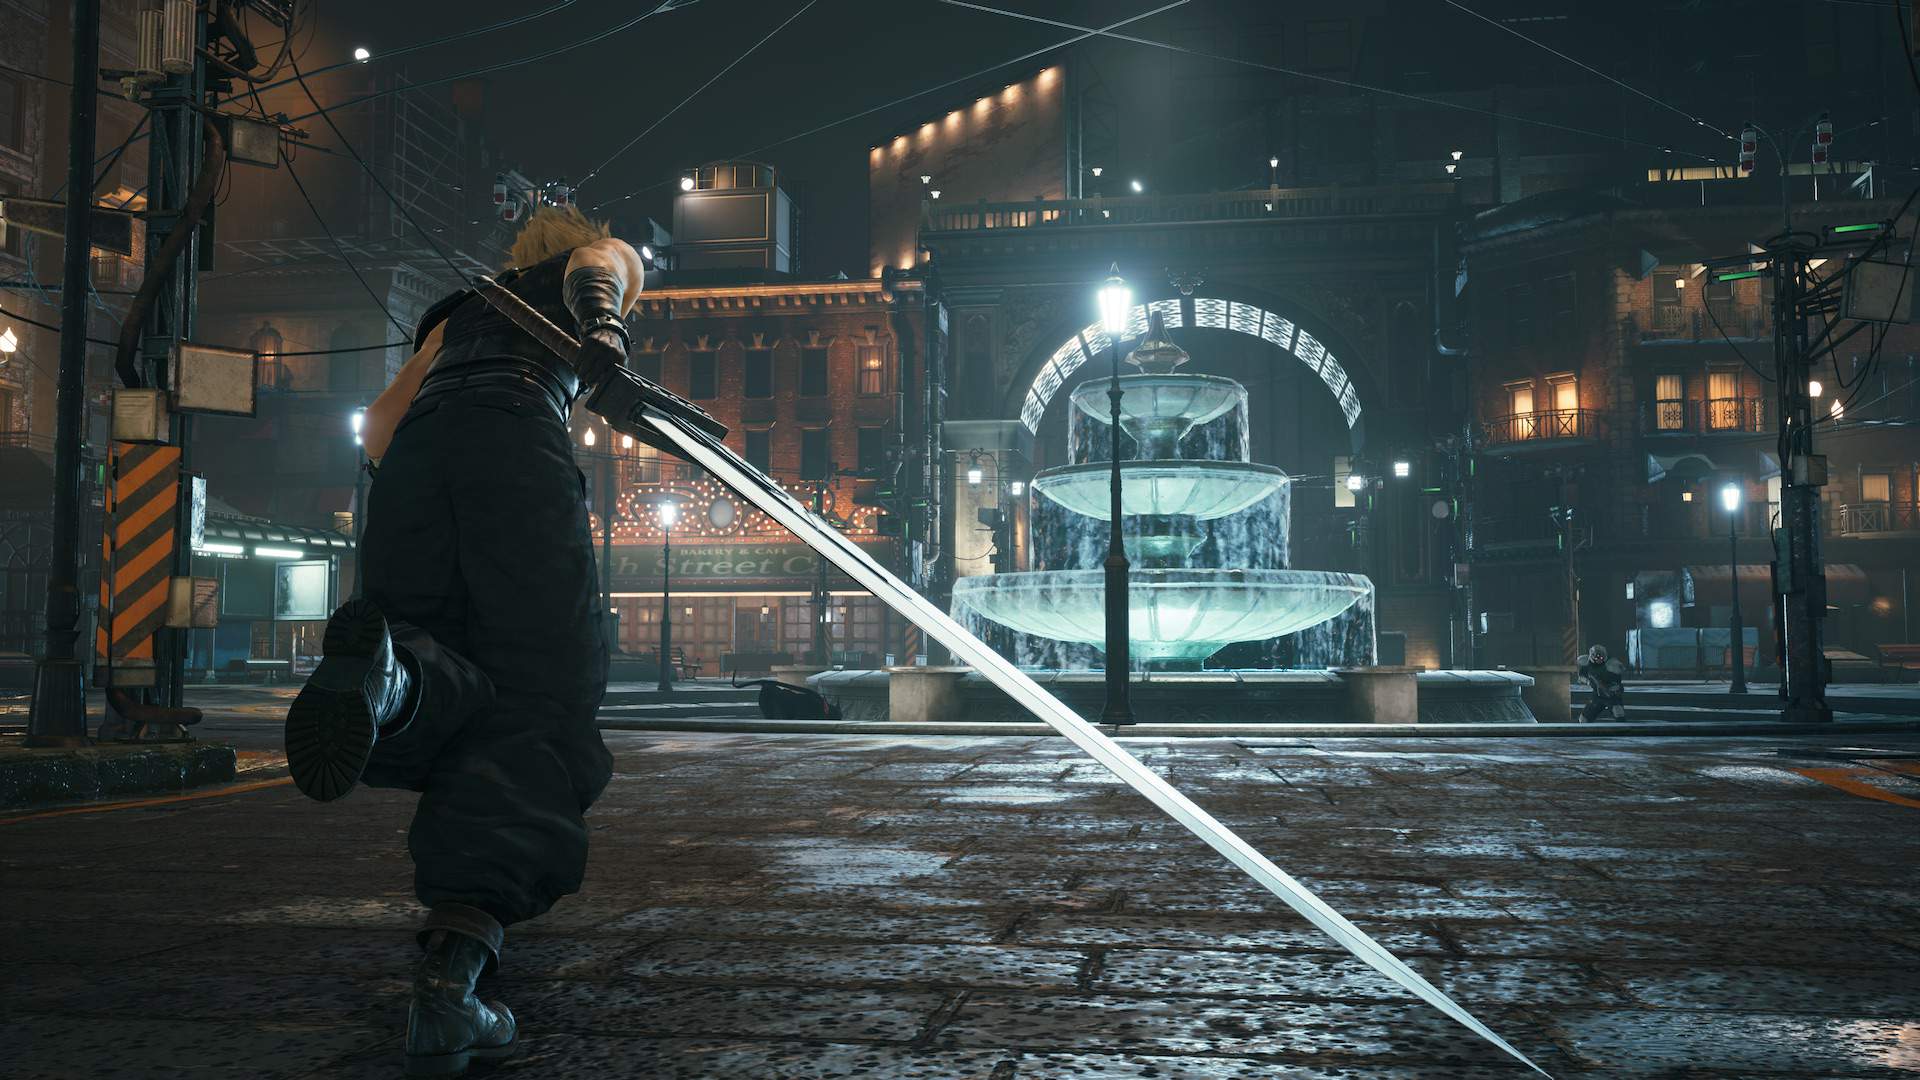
(1721, 482), (1748, 694)
(349, 408), (367, 599)
(657, 499), (677, 692)
(1097, 266), (1134, 725)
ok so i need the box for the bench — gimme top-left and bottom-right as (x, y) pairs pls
(1877, 644), (1920, 679)
(243, 658), (292, 684)
(660, 646), (702, 680)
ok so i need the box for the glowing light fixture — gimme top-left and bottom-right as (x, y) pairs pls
(1830, 399), (1845, 419)
(679, 176), (695, 191)
(583, 427), (596, 447)
(1090, 166), (1103, 176)
(1720, 482), (1742, 513)
(352, 46), (371, 62)
(658, 500), (679, 527)
(1649, 600), (1675, 628)
(0, 326), (17, 353)
(966, 466), (983, 486)
(622, 434), (634, 449)
(1345, 472), (1367, 493)
(1808, 379), (1823, 398)
(1097, 266), (1131, 337)
(1450, 150), (1463, 161)
(1392, 459), (1411, 478)
(1008, 480), (1025, 496)
(930, 190), (941, 199)
(1268, 155), (1279, 168)
(350, 407), (365, 446)
(1130, 178), (1144, 193)
(254, 546), (306, 559)
(920, 174), (931, 184)
(198, 541), (245, 556)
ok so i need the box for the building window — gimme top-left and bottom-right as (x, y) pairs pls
(689, 352), (717, 400)
(1654, 373), (1684, 430)
(248, 323), (286, 389)
(1504, 283), (1532, 346)
(1862, 472), (1891, 503)
(1652, 270), (1686, 331)
(745, 428), (771, 473)
(1506, 381), (1535, 441)
(856, 345), (884, 396)
(631, 351), (661, 384)
(857, 426), (885, 476)
(0, 74), (22, 151)
(1543, 274), (1575, 341)
(1706, 369), (1740, 430)
(0, 179), (21, 259)
(744, 349), (773, 398)
(800, 347), (829, 397)
(800, 428), (830, 480)
(1704, 273), (1736, 328)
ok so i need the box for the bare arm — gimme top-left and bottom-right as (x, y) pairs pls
(566, 237), (648, 314)
(361, 322), (444, 463)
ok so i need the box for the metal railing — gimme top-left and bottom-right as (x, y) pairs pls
(921, 185), (1453, 233)
(1833, 501), (1920, 536)
(1642, 397), (1767, 435)
(1638, 307), (1769, 341)
(1478, 408), (1605, 448)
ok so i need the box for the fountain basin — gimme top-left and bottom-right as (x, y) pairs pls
(1070, 374), (1245, 458)
(953, 568), (1370, 662)
(1032, 461), (1288, 521)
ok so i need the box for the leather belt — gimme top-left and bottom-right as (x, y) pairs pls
(412, 360), (572, 424)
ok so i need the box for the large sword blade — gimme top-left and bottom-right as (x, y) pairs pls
(643, 409), (1551, 1078)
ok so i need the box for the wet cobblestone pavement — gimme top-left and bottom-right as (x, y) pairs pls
(5, 731), (1920, 1078)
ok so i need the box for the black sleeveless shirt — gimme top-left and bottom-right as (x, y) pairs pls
(413, 250), (583, 415)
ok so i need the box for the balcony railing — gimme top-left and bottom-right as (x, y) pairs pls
(1637, 307), (1770, 342)
(1833, 501), (1920, 536)
(920, 185), (1454, 233)
(1478, 408), (1605, 449)
(1642, 397), (1767, 435)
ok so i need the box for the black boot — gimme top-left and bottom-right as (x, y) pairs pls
(285, 598), (418, 801)
(406, 904), (516, 1077)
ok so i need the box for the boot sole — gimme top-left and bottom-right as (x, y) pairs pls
(284, 600), (387, 802)
(404, 1038), (516, 1077)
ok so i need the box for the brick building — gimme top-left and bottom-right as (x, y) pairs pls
(1460, 182), (1920, 673)
(605, 271), (939, 673)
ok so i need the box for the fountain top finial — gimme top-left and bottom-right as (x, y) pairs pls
(1126, 309), (1188, 375)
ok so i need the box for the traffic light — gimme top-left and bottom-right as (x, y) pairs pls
(1812, 114), (1832, 167)
(1739, 124), (1758, 176)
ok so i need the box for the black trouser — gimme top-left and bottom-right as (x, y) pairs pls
(357, 388), (613, 927)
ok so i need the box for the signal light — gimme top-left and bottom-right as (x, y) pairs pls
(492, 173), (507, 205)
(1739, 124), (1758, 176)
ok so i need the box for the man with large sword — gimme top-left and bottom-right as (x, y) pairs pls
(285, 204), (1549, 1077)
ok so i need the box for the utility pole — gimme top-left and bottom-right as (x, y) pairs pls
(1769, 242), (1832, 722)
(810, 474), (831, 666)
(25, 0), (103, 747)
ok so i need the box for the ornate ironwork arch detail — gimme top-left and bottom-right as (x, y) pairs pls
(1002, 289), (1376, 452)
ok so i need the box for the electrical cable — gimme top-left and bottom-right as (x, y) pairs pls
(577, 0), (820, 189)
(1702, 290), (1776, 382)
(1442, 0), (1733, 140)
(279, 143), (409, 335)
(0, 303), (406, 354)
(278, 1), (686, 131)
(1896, 0), (1920, 97)
(591, 0), (1195, 210)
(935, 0), (1723, 165)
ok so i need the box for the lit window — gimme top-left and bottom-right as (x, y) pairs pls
(1862, 472), (1891, 503)
(857, 345), (884, 396)
(1654, 373), (1684, 430)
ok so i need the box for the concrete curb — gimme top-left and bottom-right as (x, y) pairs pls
(0, 742), (238, 808)
(598, 716), (1920, 738)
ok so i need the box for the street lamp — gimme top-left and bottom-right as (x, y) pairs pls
(349, 408), (367, 598)
(657, 499), (678, 692)
(1721, 482), (1748, 694)
(1098, 265), (1134, 725)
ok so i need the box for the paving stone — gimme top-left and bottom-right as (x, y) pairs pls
(1094, 951), (1629, 1007)
(1599, 964), (1920, 1015)
(625, 938), (1086, 991)
(0, 1016), (390, 1079)
(1552, 1008), (1920, 1075)
(507, 983), (947, 1041)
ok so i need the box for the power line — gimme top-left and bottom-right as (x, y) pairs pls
(936, 0), (1723, 164)
(1441, 0), (1733, 140)
(578, 0), (820, 189)
(280, 1), (687, 131)
(279, 143), (410, 335)
(0, 303), (406, 355)
(591, 0), (1197, 211)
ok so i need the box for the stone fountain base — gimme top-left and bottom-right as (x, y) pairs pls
(810, 668), (1537, 726)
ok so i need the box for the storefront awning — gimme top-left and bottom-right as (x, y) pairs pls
(1647, 452), (1719, 484)
(201, 514), (352, 554)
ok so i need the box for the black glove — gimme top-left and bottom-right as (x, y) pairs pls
(563, 265), (630, 389)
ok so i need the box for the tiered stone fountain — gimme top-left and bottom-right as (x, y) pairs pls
(953, 317), (1371, 667)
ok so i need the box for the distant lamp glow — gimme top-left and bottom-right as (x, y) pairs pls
(0, 326), (17, 353)
(639, 244), (654, 263)
(1008, 480), (1025, 496)
(1682, 491), (1694, 502)
(1345, 472), (1368, 493)
(254, 546), (306, 559)
(1129, 178), (1144, 193)
(679, 175), (695, 191)
(1649, 600), (1675, 629)
(1808, 379), (1823, 398)
(1090, 166), (1104, 177)
(1719, 482), (1742, 513)
(657, 500), (679, 528)
(1097, 266), (1131, 336)
(1830, 399), (1845, 419)
(1392, 459), (1411, 478)
(1450, 150), (1463, 161)
(621, 434), (634, 449)
(966, 466), (983, 486)
(920, 174), (931, 184)
(930, 189), (941, 199)
(350, 407), (365, 446)
(352, 46), (371, 62)
(583, 427), (596, 447)
(1268, 155), (1279, 169)
(1445, 163), (1458, 175)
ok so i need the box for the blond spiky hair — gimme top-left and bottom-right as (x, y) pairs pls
(504, 205), (613, 270)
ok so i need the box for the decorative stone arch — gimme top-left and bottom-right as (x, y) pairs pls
(1001, 288), (1380, 454)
